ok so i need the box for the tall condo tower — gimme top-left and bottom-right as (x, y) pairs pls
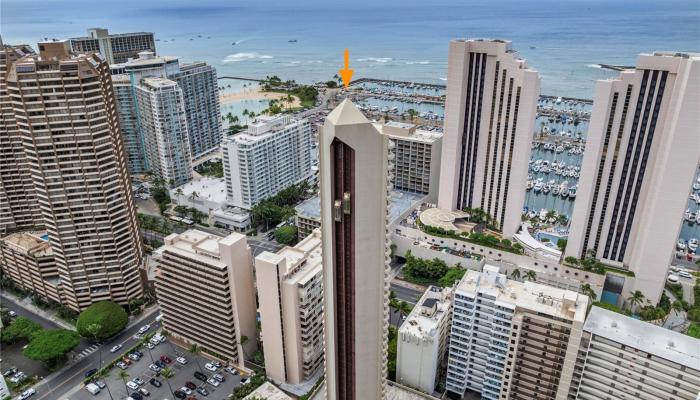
(2, 42), (144, 310)
(565, 52), (700, 303)
(319, 100), (391, 400)
(438, 39), (539, 238)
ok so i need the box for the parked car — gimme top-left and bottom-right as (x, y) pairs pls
(194, 371), (207, 381)
(211, 361), (222, 368)
(176, 356), (188, 365)
(126, 381), (139, 390)
(110, 344), (122, 353)
(10, 372), (26, 384)
(155, 360), (166, 368)
(8, 311), (16, 317)
(3, 367), (17, 377)
(128, 353), (140, 361)
(212, 373), (224, 382)
(240, 377), (250, 385)
(196, 387), (209, 397)
(17, 388), (36, 400)
(149, 364), (161, 373)
(146, 342), (155, 350)
(174, 390), (186, 399)
(160, 355), (172, 364)
(180, 387), (193, 396)
(85, 383), (101, 395)
(149, 378), (162, 388)
(224, 366), (238, 375)
(204, 363), (217, 372)
(679, 271), (692, 279)
(94, 380), (106, 389)
(185, 382), (197, 390)
(134, 350), (144, 357)
(116, 362), (128, 370)
(138, 388), (151, 397)
(84, 368), (98, 378)
(129, 392), (143, 400)
(133, 377), (145, 386)
(121, 357), (132, 365)
(206, 378), (220, 387)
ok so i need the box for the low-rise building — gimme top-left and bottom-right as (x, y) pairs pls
(571, 306), (700, 400)
(243, 382), (293, 400)
(223, 115), (314, 210)
(212, 207), (251, 233)
(169, 176), (227, 216)
(0, 231), (61, 304)
(379, 122), (442, 201)
(255, 230), (324, 385)
(397, 286), (452, 394)
(153, 230), (257, 367)
(446, 265), (589, 400)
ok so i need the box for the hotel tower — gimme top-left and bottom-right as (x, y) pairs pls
(319, 100), (392, 400)
(565, 52), (700, 303)
(438, 39), (540, 238)
(1, 41), (144, 311)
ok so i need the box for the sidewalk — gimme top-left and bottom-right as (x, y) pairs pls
(1, 291), (74, 330)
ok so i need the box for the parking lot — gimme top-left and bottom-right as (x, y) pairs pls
(73, 335), (247, 400)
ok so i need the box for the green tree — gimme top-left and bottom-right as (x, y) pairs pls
(439, 267), (466, 287)
(188, 344), (204, 374)
(557, 239), (568, 251)
(76, 301), (128, 340)
(274, 226), (298, 245)
(564, 256), (579, 266)
(510, 268), (521, 280)
(406, 108), (418, 122)
(524, 270), (537, 282)
(627, 290), (646, 312)
(1, 317), (42, 344)
(580, 283), (597, 301)
(23, 329), (80, 368)
(325, 80), (338, 88)
(118, 370), (130, 394)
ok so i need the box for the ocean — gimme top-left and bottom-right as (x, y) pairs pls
(3, 0), (699, 98)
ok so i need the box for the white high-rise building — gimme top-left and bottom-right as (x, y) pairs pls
(111, 52), (221, 176)
(565, 52), (700, 303)
(572, 306), (700, 400)
(446, 265), (588, 400)
(223, 115), (314, 210)
(1, 41), (144, 311)
(438, 39), (539, 238)
(319, 100), (391, 400)
(69, 28), (155, 64)
(255, 230), (325, 385)
(396, 286), (452, 394)
(135, 77), (192, 187)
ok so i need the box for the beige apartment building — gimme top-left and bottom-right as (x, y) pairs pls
(446, 265), (589, 400)
(571, 306), (700, 400)
(255, 229), (324, 385)
(154, 230), (257, 367)
(0, 231), (61, 304)
(69, 28), (155, 64)
(2, 41), (144, 311)
(319, 100), (391, 400)
(0, 38), (41, 235)
(379, 121), (443, 201)
(438, 39), (540, 238)
(565, 52), (700, 304)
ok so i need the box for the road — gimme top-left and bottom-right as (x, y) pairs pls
(390, 281), (424, 305)
(30, 307), (161, 400)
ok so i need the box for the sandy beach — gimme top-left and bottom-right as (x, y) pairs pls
(219, 87), (301, 108)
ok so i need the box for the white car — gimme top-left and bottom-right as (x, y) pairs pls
(240, 377), (250, 385)
(17, 388), (36, 400)
(138, 325), (150, 334)
(224, 366), (238, 375)
(145, 342), (155, 350)
(180, 387), (192, 395)
(8, 311), (17, 317)
(204, 363), (217, 372)
(206, 377), (220, 387)
(176, 357), (188, 365)
(126, 381), (139, 390)
(212, 373), (224, 382)
(9, 373), (25, 384)
(110, 344), (122, 353)
(679, 271), (692, 279)
(149, 364), (161, 373)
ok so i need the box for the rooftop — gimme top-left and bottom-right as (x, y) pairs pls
(170, 176), (227, 207)
(0, 231), (52, 257)
(159, 229), (245, 266)
(456, 264), (588, 322)
(228, 115), (308, 144)
(141, 76), (177, 88)
(296, 190), (425, 225)
(257, 230), (323, 285)
(400, 286), (452, 341)
(584, 306), (700, 370)
(243, 382), (292, 400)
(375, 122), (442, 143)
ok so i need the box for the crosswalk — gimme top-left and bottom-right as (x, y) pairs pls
(74, 344), (100, 361)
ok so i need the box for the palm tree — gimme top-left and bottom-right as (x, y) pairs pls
(188, 344), (204, 374)
(672, 300), (684, 316)
(96, 369), (115, 400)
(627, 290), (645, 312)
(524, 270), (537, 282)
(174, 188), (183, 205)
(510, 268), (521, 281)
(118, 370), (130, 395)
(398, 301), (412, 321)
(406, 108), (418, 122)
(189, 191), (199, 208)
(580, 284), (597, 301)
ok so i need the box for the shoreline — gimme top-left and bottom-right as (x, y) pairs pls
(219, 87), (301, 108)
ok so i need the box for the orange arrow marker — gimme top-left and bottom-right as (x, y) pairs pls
(338, 48), (354, 88)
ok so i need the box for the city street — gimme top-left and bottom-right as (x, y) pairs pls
(390, 281), (424, 305)
(29, 308), (161, 400)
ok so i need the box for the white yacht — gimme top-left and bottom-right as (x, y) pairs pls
(534, 180), (543, 193)
(677, 239), (687, 250)
(568, 187), (577, 199)
(689, 238), (699, 252)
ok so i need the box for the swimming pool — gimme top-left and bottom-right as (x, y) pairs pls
(40, 234), (49, 241)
